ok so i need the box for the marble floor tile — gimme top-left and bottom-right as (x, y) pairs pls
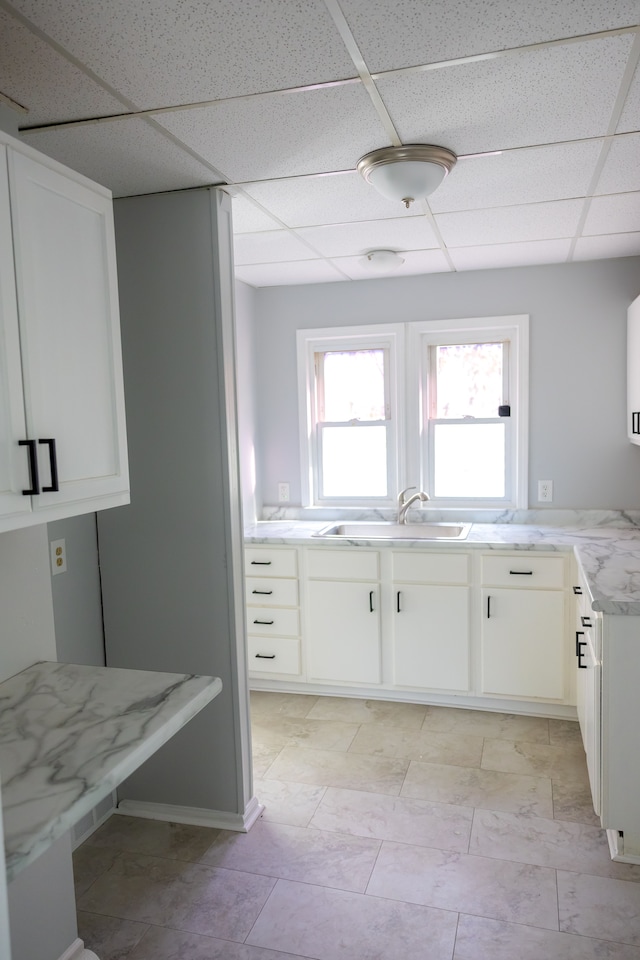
(199, 819), (381, 893)
(249, 690), (318, 719)
(454, 914), (640, 960)
(254, 778), (326, 827)
(246, 878), (458, 960)
(481, 738), (590, 784)
(470, 809), (640, 881)
(127, 925), (311, 960)
(252, 738), (284, 779)
(309, 786), (473, 852)
(263, 745), (409, 795)
(252, 715), (360, 752)
(72, 844), (122, 899)
(349, 723), (484, 767)
(85, 814), (219, 861)
(558, 870), (640, 945)
(401, 760), (554, 818)
(549, 718), (582, 745)
(367, 840), (559, 929)
(552, 779), (601, 826)
(305, 695), (427, 729)
(76, 852), (275, 941)
(421, 706), (550, 743)
(77, 911), (148, 960)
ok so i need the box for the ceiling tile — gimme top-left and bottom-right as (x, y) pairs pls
(436, 199), (584, 246)
(340, 0), (640, 72)
(595, 134), (640, 195)
(336, 249), (451, 279)
(235, 259), (347, 287)
(243, 171), (422, 228)
(156, 84), (386, 182)
(0, 8), (129, 125)
(573, 233), (640, 260)
(22, 119), (219, 197)
(9, 0), (356, 109)
(617, 61), (640, 133)
(375, 35), (633, 156)
(231, 195), (283, 233)
(450, 239), (571, 271)
(583, 193), (640, 235)
(430, 140), (604, 213)
(234, 230), (318, 265)
(295, 216), (439, 257)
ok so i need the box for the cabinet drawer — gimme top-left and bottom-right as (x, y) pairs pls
(245, 547), (298, 578)
(247, 606), (300, 637)
(246, 577), (298, 607)
(393, 551), (469, 584)
(248, 636), (301, 675)
(481, 554), (565, 589)
(306, 548), (379, 580)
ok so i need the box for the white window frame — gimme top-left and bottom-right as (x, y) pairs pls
(297, 324), (405, 507)
(407, 315), (529, 509)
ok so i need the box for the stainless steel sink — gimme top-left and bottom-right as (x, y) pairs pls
(313, 522), (471, 540)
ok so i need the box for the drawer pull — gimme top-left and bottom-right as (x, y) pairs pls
(633, 412), (640, 434)
(487, 595), (492, 619)
(509, 570), (533, 576)
(581, 615), (592, 628)
(396, 590), (401, 613)
(252, 589), (273, 595)
(577, 639), (587, 669)
(255, 653), (276, 659)
(576, 630), (584, 656)
(253, 619), (274, 625)
(573, 585), (583, 595)
(369, 590), (374, 613)
(251, 560), (272, 565)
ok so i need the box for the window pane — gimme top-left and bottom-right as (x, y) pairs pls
(321, 350), (386, 421)
(433, 423), (505, 498)
(435, 343), (503, 419)
(321, 425), (387, 497)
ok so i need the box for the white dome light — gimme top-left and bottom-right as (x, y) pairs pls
(357, 144), (457, 208)
(360, 249), (405, 272)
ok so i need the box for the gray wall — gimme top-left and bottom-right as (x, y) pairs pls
(252, 257), (640, 510)
(98, 187), (249, 814)
(235, 279), (260, 524)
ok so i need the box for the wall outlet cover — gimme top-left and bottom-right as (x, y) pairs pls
(537, 480), (553, 502)
(278, 482), (290, 502)
(50, 538), (67, 575)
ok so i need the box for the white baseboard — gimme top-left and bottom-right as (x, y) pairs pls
(608, 828), (640, 864)
(56, 939), (98, 960)
(115, 796), (264, 832)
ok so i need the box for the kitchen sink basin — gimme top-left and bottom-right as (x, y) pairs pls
(313, 522), (471, 540)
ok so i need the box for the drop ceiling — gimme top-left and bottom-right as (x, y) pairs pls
(1, 0), (639, 286)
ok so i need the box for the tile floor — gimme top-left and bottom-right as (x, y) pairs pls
(74, 692), (640, 959)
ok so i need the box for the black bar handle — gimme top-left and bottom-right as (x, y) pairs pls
(573, 585), (583, 595)
(575, 630), (584, 656)
(19, 439), (39, 495)
(38, 438), (59, 492)
(577, 639), (587, 669)
(251, 560), (272, 565)
(581, 615), (592, 628)
(487, 595), (492, 619)
(253, 619), (274, 625)
(369, 590), (374, 613)
(633, 412), (640, 434)
(396, 591), (401, 613)
(252, 589), (273, 595)
(255, 653), (276, 659)
(509, 570), (533, 576)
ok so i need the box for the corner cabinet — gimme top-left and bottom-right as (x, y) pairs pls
(0, 135), (129, 533)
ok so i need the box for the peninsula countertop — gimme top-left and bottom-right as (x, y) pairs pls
(0, 661), (222, 880)
(244, 516), (640, 616)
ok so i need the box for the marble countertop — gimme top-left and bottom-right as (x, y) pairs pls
(244, 519), (640, 616)
(0, 661), (222, 880)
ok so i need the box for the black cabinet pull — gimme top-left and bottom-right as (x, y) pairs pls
(487, 595), (492, 619)
(396, 591), (401, 613)
(251, 560), (272, 565)
(573, 585), (583, 595)
(509, 570), (533, 576)
(255, 653), (276, 659)
(252, 589), (273, 595)
(577, 639), (587, 669)
(633, 412), (640, 434)
(19, 439), (39, 495)
(253, 619), (274, 625)
(38, 438), (59, 492)
(575, 630), (584, 656)
(581, 615), (592, 628)
(369, 591), (374, 613)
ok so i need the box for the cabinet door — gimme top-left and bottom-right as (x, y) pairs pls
(8, 150), (128, 514)
(306, 580), (381, 684)
(481, 588), (565, 700)
(628, 293), (640, 445)
(393, 584), (470, 691)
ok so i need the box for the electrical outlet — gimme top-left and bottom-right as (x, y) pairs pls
(50, 538), (67, 575)
(537, 480), (553, 503)
(278, 482), (290, 503)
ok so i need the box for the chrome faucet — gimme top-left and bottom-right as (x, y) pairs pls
(397, 486), (431, 523)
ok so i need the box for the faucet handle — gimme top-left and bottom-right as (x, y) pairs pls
(397, 486), (416, 505)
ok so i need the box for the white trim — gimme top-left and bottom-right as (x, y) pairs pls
(115, 796), (264, 832)
(56, 939), (99, 960)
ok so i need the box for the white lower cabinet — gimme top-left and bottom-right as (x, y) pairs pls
(307, 579), (381, 684)
(245, 547), (302, 678)
(392, 583), (470, 690)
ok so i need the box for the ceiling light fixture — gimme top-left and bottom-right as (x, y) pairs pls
(360, 249), (405, 272)
(357, 144), (457, 208)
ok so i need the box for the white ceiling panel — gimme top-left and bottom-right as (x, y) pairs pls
(231, 196), (283, 234)
(436, 199), (584, 247)
(431, 141), (604, 214)
(234, 230), (319, 265)
(450, 239), (572, 271)
(22, 119), (219, 197)
(336, 249), (451, 280)
(595, 134), (640, 195)
(617, 61), (640, 133)
(243, 172), (421, 228)
(375, 35), (634, 156)
(574, 233), (640, 260)
(339, 0), (640, 72)
(295, 216), (439, 257)
(8, 0), (356, 108)
(583, 193), (640, 235)
(0, 8), (129, 125)
(235, 259), (347, 287)
(157, 83), (385, 182)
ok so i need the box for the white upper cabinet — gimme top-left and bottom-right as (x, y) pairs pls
(0, 134), (129, 532)
(628, 293), (640, 445)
